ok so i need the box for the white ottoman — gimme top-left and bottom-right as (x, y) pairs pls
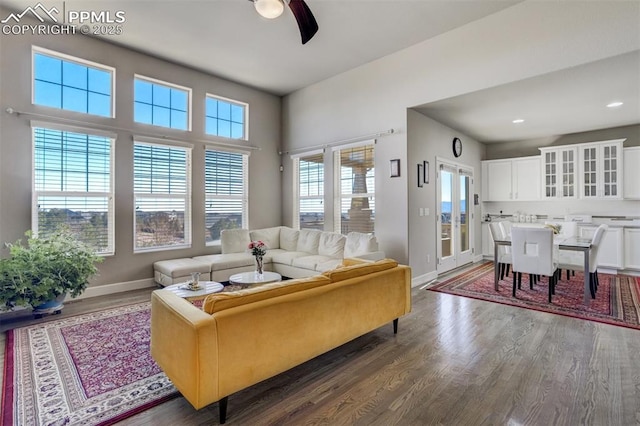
(154, 258), (212, 286)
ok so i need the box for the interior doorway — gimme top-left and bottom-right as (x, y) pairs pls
(436, 159), (474, 274)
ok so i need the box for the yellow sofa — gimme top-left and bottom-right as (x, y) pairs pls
(150, 258), (411, 424)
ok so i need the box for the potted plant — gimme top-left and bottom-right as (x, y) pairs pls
(0, 227), (102, 315)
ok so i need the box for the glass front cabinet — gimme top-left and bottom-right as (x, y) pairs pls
(540, 140), (624, 200)
(539, 146), (577, 199)
(579, 140), (623, 199)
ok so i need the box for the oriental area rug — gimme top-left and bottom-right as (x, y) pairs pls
(428, 262), (640, 331)
(2, 302), (178, 426)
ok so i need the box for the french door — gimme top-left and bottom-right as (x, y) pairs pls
(436, 159), (474, 273)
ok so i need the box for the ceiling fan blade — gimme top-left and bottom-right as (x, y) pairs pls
(287, 0), (318, 44)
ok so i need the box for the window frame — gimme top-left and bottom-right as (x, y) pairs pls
(31, 121), (116, 256)
(333, 140), (376, 235)
(204, 147), (250, 246)
(292, 149), (325, 230)
(134, 74), (192, 131)
(133, 138), (192, 253)
(31, 46), (116, 118)
(205, 93), (249, 141)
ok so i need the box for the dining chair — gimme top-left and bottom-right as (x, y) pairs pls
(511, 227), (559, 303)
(489, 222), (512, 281)
(558, 223), (608, 298)
(546, 221), (578, 279)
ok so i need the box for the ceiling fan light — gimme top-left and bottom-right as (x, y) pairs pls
(254, 0), (284, 19)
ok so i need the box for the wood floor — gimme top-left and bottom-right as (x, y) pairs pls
(2, 268), (640, 425)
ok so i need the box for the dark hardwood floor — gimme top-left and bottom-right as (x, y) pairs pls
(2, 267), (640, 425)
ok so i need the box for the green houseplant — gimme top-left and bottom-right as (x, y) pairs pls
(0, 228), (102, 311)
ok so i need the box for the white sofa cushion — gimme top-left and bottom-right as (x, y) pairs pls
(344, 232), (379, 257)
(154, 258), (211, 277)
(193, 253), (254, 271)
(316, 258), (343, 272)
(249, 227), (281, 250)
(279, 227), (299, 251)
(297, 229), (322, 254)
(292, 255), (334, 271)
(270, 250), (310, 266)
(318, 232), (346, 258)
(221, 229), (251, 254)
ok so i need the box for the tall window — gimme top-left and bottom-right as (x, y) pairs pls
(133, 141), (191, 251)
(293, 151), (324, 230)
(205, 94), (247, 140)
(33, 125), (114, 255)
(205, 149), (248, 244)
(334, 142), (375, 234)
(134, 76), (190, 130)
(32, 47), (114, 117)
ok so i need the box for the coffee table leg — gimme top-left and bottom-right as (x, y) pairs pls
(494, 242), (499, 291)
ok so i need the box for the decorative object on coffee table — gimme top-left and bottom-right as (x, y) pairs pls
(248, 240), (267, 276)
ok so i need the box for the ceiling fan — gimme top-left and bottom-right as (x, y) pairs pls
(250, 0), (319, 44)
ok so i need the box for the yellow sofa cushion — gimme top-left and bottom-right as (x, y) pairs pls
(202, 275), (332, 314)
(322, 258), (398, 282)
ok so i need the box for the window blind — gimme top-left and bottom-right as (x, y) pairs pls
(205, 149), (248, 244)
(334, 144), (375, 235)
(296, 152), (324, 230)
(133, 142), (191, 251)
(33, 127), (114, 254)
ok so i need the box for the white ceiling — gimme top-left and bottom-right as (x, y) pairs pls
(2, 0), (639, 142)
(2, 0), (520, 95)
(416, 51), (640, 143)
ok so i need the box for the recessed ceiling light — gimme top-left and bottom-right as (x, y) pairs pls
(512, 119), (525, 124)
(607, 101), (623, 108)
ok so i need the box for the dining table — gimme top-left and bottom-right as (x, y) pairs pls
(493, 235), (593, 304)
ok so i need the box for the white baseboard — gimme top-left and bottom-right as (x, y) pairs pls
(412, 270), (438, 288)
(71, 278), (157, 301)
(473, 254), (485, 263)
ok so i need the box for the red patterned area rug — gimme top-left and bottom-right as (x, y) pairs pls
(428, 262), (640, 331)
(2, 302), (178, 425)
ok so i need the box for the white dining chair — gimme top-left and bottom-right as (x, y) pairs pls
(511, 227), (559, 303)
(558, 223), (608, 298)
(489, 222), (512, 281)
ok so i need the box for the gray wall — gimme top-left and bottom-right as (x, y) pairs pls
(282, 1), (637, 275)
(485, 124), (640, 159)
(407, 110), (485, 279)
(0, 10), (282, 288)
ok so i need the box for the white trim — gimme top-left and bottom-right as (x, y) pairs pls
(205, 93), (249, 141)
(30, 120), (118, 139)
(290, 148), (324, 159)
(32, 46), (116, 118)
(204, 143), (253, 156)
(134, 74), (193, 131)
(133, 135), (194, 149)
(71, 278), (156, 300)
(413, 270), (438, 288)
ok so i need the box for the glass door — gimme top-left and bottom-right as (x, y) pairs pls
(437, 160), (474, 274)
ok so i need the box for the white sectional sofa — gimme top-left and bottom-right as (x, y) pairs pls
(153, 226), (385, 286)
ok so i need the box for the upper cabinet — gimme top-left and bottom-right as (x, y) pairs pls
(623, 147), (640, 199)
(482, 156), (541, 202)
(539, 147), (577, 199)
(578, 139), (624, 199)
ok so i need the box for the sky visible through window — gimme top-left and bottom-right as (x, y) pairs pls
(206, 96), (245, 139)
(33, 52), (112, 117)
(134, 78), (189, 130)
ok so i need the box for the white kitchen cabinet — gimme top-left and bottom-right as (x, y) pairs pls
(579, 140), (624, 199)
(624, 228), (640, 270)
(623, 147), (640, 199)
(482, 156), (540, 201)
(539, 146), (577, 199)
(579, 225), (624, 269)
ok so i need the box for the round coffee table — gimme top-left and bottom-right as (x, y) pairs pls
(165, 281), (224, 299)
(228, 271), (282, 286)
